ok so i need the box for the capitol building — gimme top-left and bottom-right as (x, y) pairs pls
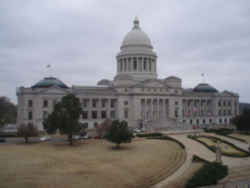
(17, 18), (239, 130)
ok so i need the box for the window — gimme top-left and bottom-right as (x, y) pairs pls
(43, 100), (48, 108)
(110, 99), (116, 108)
(218, 101), (221, 107)
(175, 109), (178, 118)
(43, 111), (48, 119)
(110, 111), (116, 119)
(82, 111), (88, 119)
(196, 119), (199, 125)
(28, 111), (33, 120)
(124, 109), (128, 119)
(190, 119), (193, 124)
(124, 101), (128, 105)
(94, 122), (98, 128)
(175, 101), (179, 105)
(92, 111), (97, 119)
(149, 62), (151, 71)
(101, 111), (106, 119)
(203, 119), (206, 124)
(223, 101), (226, 106)
(83, 99), (89, 108)
(101, 99), (106, 108)
(28, 100), (32, 107)
(92, 99), (98, 108)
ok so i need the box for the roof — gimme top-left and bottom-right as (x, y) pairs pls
(31, 77), (68, 89)
(121, 17), (152, 49)
(193, 83), (218, 93)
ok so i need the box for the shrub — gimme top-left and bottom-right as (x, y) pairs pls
(186, 162), (228, 188)
(17, 123), (39, 143)
(105, 120), (133, 149)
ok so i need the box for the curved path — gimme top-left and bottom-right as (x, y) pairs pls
(152, 133), (250, 188)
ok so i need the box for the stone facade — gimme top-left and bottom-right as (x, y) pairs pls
(16, 18), (239, 130)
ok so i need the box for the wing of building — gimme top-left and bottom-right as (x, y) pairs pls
(16, 18), (240, 130)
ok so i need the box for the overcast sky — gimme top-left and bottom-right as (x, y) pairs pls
(1, 0), (250, 104)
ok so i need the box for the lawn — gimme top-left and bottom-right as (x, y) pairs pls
(196, 136), (247, 157)
(0, 138), (186, 188)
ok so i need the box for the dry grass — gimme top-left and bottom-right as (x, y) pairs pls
(0, 138), (185, 188)
(166, 162), (204, 188)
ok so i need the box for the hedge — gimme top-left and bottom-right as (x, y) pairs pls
(136, 132), (163, 137)
(186, 162), (228, 188)
(192, 155), (210, 164)
(188, 135), (250, 158)
(204, 128), (233, 135)
(146, 135), (186, 149)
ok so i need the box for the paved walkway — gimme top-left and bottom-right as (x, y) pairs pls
(152, 133), (250, 188)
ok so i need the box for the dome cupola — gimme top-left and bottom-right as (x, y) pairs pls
(193, 83), (218, 93)
(115, 17), (158, 82)
(121, 17), (153, 50)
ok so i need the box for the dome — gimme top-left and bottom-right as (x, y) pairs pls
(165, 76), (181, 81)
(31, 77), (68, 89)
(121, 17), (153, 49)
(193, 83), (218, 93)
(97, 79), (113, 86)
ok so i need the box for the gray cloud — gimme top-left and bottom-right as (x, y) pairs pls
(0, 0), (250, 103)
